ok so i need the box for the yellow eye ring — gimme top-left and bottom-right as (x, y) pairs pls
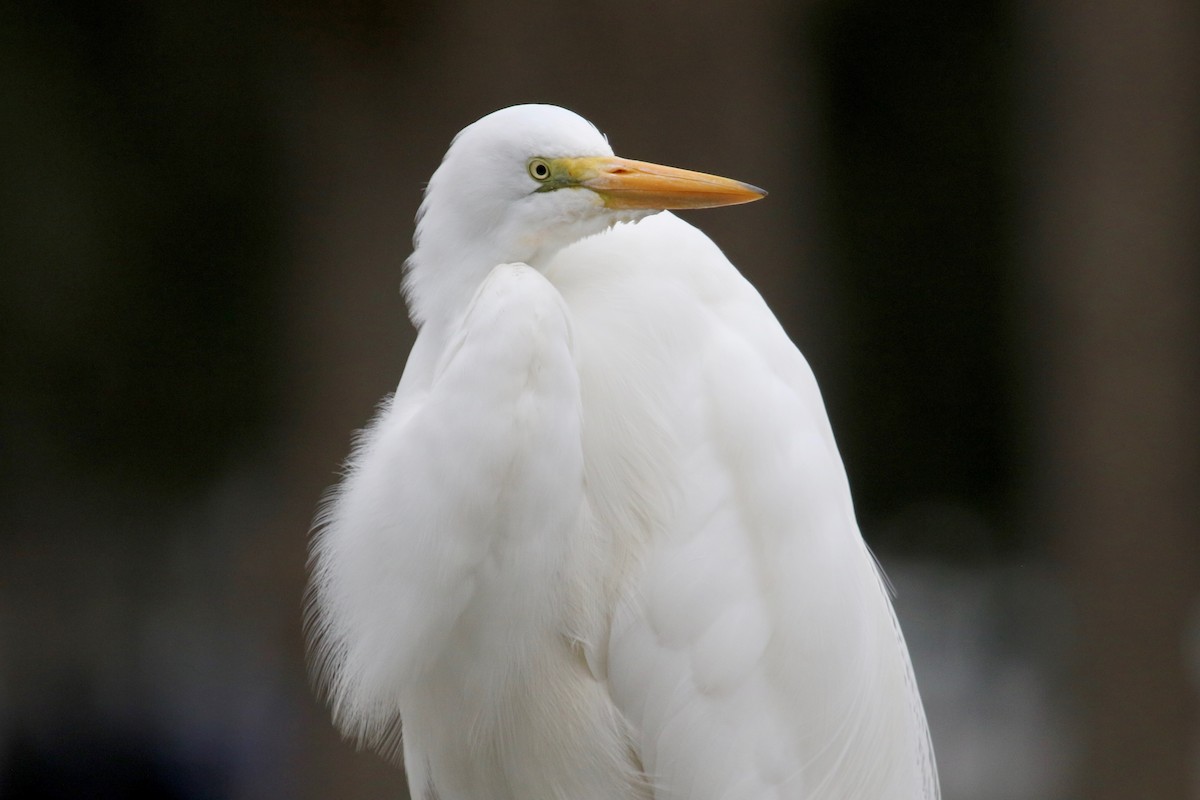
(528, 159), (552, 182)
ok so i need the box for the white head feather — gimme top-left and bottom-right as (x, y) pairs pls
(404, 104), (653, 326)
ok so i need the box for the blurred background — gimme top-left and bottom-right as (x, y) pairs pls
(1, 0), (1196, 797)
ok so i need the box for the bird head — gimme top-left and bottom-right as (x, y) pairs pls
(405, 104), (764, 325)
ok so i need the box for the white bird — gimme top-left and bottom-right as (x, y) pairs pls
(308, 104), (939, 800)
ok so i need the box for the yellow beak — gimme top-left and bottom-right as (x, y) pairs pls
(559, 156), (766, 210)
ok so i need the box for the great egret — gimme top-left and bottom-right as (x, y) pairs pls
(308, 104), (939, 800)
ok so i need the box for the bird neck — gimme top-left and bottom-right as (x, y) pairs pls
(404, 212), (567, 330)
(403, 241), (497, 330)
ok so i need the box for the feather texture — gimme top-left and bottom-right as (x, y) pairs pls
(307, 105), (938, 800)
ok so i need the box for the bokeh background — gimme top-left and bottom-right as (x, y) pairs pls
(2, 1), (1197, 798)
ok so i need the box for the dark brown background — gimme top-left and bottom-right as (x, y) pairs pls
(1, 1), (1196, 798)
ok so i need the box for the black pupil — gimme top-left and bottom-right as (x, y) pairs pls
(535, 163), (547, 177)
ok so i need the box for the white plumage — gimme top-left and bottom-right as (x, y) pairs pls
(308, 104), (939, 800)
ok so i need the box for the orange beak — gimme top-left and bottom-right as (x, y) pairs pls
(560, 156), (766, 210)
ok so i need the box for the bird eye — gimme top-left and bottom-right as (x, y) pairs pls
(528, 159), (552, 182)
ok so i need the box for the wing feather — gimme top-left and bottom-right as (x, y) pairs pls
(550, 213), (939, 800)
